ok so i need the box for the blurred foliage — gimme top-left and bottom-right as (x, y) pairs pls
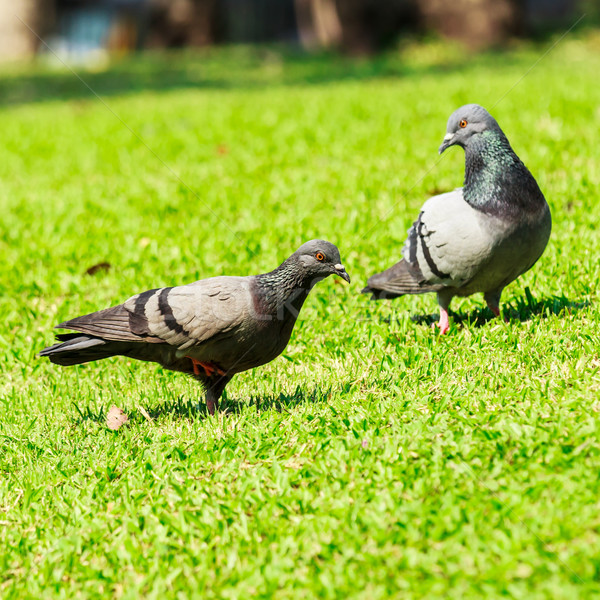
(0, 27), (599, 106)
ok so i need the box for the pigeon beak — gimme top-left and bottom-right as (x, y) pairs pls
(333, 264), (351, 283)
(438, 133), (455, 154)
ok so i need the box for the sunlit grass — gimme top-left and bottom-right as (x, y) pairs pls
(1, 35), (600, 598)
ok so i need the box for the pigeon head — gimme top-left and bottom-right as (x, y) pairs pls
(292, 239), (351, 283)
(438, 104), (501, 154)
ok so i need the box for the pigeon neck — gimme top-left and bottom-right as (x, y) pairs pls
(463, 130), (546, 217)
(255, 259), (317, 318)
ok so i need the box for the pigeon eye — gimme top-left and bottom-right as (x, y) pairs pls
(459, 119), (468, 128)
(315, 252), (325, 262)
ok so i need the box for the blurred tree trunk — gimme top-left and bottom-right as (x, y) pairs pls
(188, 0), (217, 46)
(295, 0), (343, 49)
(295, 0), (418, 54)
(148, 0), (216, 48)
(0, 0), (53, 61)
(417, 0), (523, 48)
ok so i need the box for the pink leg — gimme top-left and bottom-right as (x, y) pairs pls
(486, 302), (509, 322)
(484, 291), (508, 322)
(438, 307), (450, 334)
(434, 292), (452, 334)
(488, 304), (501, 318)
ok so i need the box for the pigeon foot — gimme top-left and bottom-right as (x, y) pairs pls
(487, 304), (501, 318)
(197, 398), (218, 416)
(486, 303), (509, 322)
(187, 357), (227, 378)
(437, 308), (450, 335)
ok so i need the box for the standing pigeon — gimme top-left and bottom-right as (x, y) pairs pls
(40, 240), (350, 414)
(362, 104), (551, 333)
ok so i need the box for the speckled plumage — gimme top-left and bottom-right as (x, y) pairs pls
(363, 104), (551, 333)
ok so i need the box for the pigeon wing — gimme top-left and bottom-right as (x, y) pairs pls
(122, 276), (253, 351)
(56, 276), (252, 352)
(56, 302), (164, 343)
(402, 189), (499, 289)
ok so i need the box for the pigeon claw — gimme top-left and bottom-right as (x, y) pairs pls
(187, 357), (227, 378)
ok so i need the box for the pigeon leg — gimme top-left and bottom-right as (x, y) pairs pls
(437, 308), (450, 334)
(435, 291), (452, 334)
(488, 305), (501, 317)
(484, 290), (507, 320)
(205, 375), (232, 416)
(205, 391), (217, 416)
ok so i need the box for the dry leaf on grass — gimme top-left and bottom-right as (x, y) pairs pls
(106, 405), (129, 430)
(85, 262), (111, 276)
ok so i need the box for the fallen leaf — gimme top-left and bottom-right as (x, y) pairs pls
(106, 405), (129, 430)
(85, 262), (111, 276)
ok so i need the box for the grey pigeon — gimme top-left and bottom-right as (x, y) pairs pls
(362, 104), (551, 333)
(40, 240), (350, 414)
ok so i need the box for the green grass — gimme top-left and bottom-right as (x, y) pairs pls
(2, 32), (600, 598)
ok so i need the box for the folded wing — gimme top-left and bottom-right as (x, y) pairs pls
(402, 189), (497, 289)
(54, 276), (252, 352)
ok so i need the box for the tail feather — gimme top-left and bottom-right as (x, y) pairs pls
(39, 334), (126, 366)
(362, 259), (440, 300)
(39, 333), (187, 373)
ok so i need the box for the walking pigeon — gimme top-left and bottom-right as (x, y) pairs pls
(40, 240), (350, 414)
(362, 104), (551, 333)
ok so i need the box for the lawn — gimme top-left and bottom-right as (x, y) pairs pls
(1, 32), (600, 599)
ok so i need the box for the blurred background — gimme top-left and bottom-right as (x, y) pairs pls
(0, 0), (596, 64)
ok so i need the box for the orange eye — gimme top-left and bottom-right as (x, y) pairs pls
(315, 251), (325, 262)
(459, 119), (468, 128)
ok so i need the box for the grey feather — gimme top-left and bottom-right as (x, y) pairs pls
(362, 258), (438, 298)
(39, 334), (119, 366)
(363, 104), (551, 332)
(57, 305), (164, 344)
(39, 240), (350, 414)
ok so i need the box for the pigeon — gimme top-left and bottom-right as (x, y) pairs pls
(39, 240), (350, 414)
(362, 104), (551, 333)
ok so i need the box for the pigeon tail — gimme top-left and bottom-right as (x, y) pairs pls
(362, 259), (439, 300)
(39, 333), (126, 366)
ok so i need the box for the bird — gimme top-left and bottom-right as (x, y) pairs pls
(362, 104), (551, 334)
(39, 240), (350, 415)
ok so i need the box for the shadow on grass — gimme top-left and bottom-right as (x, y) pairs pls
(223, 384), (333, 414)
(139, 385), (332, 420)
(73, 384), (333, 427)
(410, 290), (590, 330)
(0, 44), (535, 107)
